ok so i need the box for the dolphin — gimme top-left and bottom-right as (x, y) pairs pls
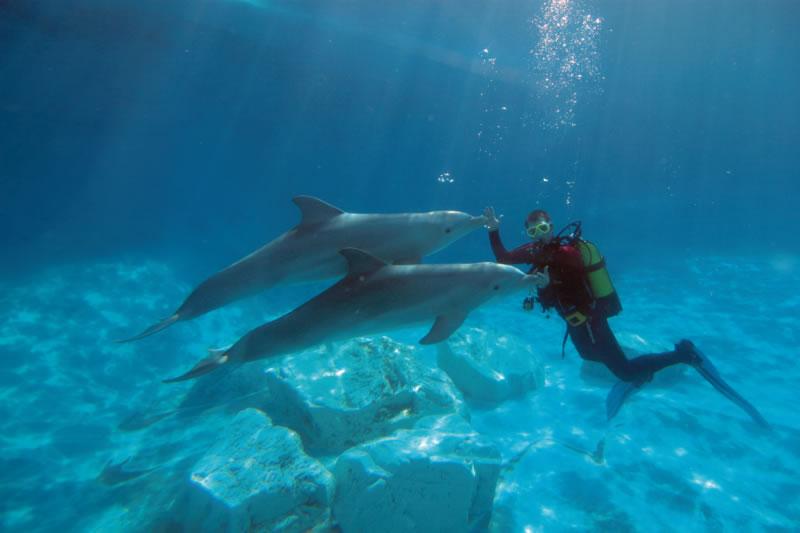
(119, 196), (487, 342)
(164, 248), (548, 382)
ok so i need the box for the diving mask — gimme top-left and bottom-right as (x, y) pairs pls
(526, 220), (552, 239)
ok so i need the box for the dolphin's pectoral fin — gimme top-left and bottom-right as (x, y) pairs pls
(117, 409), (174, 432)
(340, 248), (388, 276)
(419, 313), (468, 345)
(207, 344), (233, 357)
(293, 196), (344, 225)
(393, 256), (422, 265)
(115, 314), (181, 343)
(163, 352), (230, 383)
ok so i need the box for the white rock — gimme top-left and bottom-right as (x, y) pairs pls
(437, 327), (544, 404)
(177, 408), (333, 532)
(332, 414), (501, 533)
(263, 337), (467, 455)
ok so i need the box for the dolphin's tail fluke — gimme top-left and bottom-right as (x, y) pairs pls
(163, 349), (231, 383)
(116, 314), (181, 343)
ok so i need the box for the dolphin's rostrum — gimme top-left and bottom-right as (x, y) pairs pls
(119, 196), (487, 342)
(164, 248), (548, 382)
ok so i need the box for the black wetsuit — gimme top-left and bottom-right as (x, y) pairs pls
(489, 230), (692, 383)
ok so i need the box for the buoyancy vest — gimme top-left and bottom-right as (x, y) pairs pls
(533, 222), (622, 326)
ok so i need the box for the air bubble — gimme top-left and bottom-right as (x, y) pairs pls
(436, 172), (455, 184)
(531, 0), (603, 129)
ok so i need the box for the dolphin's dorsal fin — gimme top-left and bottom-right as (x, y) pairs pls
(340, 248), (387, 276)
(420, 312), (468, 344)
(293, 196), (344, 226)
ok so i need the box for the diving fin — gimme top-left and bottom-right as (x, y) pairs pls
(163, 349), (231, 383)
(606, 380), (641, 421)
(684, 341), (770, 429)
(116, 314), (180, 343)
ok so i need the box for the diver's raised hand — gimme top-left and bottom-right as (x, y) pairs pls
(531, 266), (550, 288)
(483, 206), (502, 231)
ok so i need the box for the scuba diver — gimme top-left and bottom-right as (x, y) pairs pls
(482, 206), (769, 428)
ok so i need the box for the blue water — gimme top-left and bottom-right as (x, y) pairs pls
(2, 1), (799, 531)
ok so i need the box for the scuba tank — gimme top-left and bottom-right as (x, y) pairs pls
(575, 239), (622, 317)
(556, 222), (622, 319)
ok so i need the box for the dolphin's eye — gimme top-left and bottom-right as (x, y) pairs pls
(493, 284), (500, 291)
(444, 227), (452, 234)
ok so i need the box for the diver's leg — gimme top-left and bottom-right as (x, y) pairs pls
(570, 317), (647, 383)
(624, 347), (694, 378)
(569, 317), (646, 420)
